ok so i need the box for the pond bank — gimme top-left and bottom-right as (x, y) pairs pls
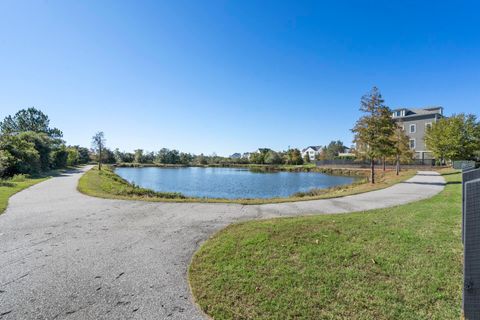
(78, 166), (415, 205)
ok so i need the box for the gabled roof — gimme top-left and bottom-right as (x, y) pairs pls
(302, 146), (322, 152)
(392, 106), (443, 119)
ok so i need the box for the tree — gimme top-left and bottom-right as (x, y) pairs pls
(324, 141), (346, 159)
(0, 107), (62, 138)
(18, 131), (57, 171)
(77, 147), (91, 164)
(103, 148), (116, 164)
(390, 125), (414, 175)
(0, 134), (40, 177)
(66, 147), (80, 166)
(51, 146), (68, 168)
(91, 132), (106, 170)
(134, 149), (144, 163)
(285, 148), (303, 165)
(250, 152), (265, 164)
(352, 87), (396, 183)
(179, 152), (194, 165)
(303, 153), (310, 163)
(425, 114), (480, 164)
(264, 150), (284, 164)
(196, 153), (208, 165)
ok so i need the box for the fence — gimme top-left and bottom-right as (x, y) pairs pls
(315, 159), (437, 168)
(462, 167), (480, 319)
(455, 161), (477, 171)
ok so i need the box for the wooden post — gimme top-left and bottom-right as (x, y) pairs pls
(463, 176), (480, 319)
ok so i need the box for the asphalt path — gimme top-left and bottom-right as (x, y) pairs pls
(0, 167), (445, 319)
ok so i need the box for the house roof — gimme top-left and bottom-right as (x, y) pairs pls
(392, 106), (443, 119)
(302, 146), (322, 152)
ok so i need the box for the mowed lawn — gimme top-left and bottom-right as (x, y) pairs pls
(189, 171), (462, 319)
(0, 175), (50, 213)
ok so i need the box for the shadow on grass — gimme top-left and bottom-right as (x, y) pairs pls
(441, 171), (463, 176)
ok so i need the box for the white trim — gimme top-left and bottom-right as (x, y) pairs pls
(409, 124), (416, 133)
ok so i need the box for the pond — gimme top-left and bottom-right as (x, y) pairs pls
(115, 167), (358, 199)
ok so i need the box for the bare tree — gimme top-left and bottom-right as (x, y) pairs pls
(91, 132), (106, 170)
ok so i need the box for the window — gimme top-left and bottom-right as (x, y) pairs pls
(409, 139), (416, 149)
(425, 123), (432, 131)
(393, 110), (404, 117)
(409, 124), (416, 133)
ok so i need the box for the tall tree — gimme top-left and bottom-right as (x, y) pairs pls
(0, 107), (62, 138)
(91, 132), (106, 170)
(352, 87), (396, 183)
(425, 114), (479, 163)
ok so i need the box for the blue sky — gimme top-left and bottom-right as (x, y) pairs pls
(1, 1), (479, 156)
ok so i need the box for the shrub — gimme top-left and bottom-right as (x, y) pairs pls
(11, 174), (28, 182)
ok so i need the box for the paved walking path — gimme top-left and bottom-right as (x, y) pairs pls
(0, 167), (445, 319)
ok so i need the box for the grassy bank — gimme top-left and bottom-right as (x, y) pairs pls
(188, 170), (461, 319)
(78, 166), (415, 205)
(77, 166), (186, 200)
(0, 174), (51, 213)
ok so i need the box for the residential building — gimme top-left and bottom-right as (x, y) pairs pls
(229, 153), (242, 159)
(242, 152), (251, 159)
(338, 147), (356, 158)
(391, 106), (444, 161)
(301, 146), (322, 161)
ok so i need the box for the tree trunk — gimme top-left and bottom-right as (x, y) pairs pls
(98, 147), (102, 170)
(382, 157), (386, 171)
(396, 155), (400, 175)
(370, 159), (375, 184)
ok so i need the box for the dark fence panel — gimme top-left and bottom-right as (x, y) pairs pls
(463, 176), (480, 319)
(454, 161), (477, 170)
(315, 159), (437, 168)
(463, 169), (480, 243)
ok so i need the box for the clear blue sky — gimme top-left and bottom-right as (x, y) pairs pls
(1, 1), (479, 156)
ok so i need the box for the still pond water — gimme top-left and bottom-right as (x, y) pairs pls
(115, 167), (357, 199)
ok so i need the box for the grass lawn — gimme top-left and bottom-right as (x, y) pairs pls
(188, 170), (462, 319)
(78, 166), (185, 201)
(78, 166), (416, 205)
(0, 175), (50, 213)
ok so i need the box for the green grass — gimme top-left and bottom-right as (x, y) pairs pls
(188, 170), (462, 319)
(78, 166), (416, 205)
(77, 166), (185, 200)
(0, 174), (50, 213)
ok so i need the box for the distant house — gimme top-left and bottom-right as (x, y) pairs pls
(391, 106), (444, 161)
(229, 153), (242, 159)
(242, 152), (251, 159)
(338, 147), (355, 158)
(301, 146), (322, 161)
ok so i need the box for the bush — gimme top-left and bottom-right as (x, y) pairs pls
(10, 173), (28, 182)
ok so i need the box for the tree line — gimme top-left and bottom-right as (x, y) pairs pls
(0, 108), (90, 178)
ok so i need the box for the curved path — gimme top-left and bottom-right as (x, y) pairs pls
(0, 167), (445, 320)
